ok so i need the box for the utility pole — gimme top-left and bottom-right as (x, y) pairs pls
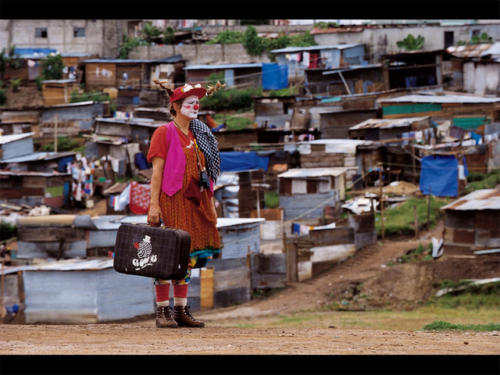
(54, 115), (58, 153)
(378, 162), (384, 241)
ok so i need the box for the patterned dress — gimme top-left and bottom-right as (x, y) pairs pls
(147, 125), (221, 284)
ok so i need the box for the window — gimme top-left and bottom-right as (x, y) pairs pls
(35, 27), (47, 38)
(444, 31), (454, 49)
(73, 27), (85, 38)
(471, 29), (480, 37)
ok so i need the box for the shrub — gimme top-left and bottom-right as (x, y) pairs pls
(10, 77), (22, 92)
(119, 35), (148, 59)
(35, 76), (43, 91)
(201, 87), (262, 112)
(70, 89), (111, 103)
(243, 26), (266, 56)
(43, 136), (81, 152)
(396, 34), (425, 51)
(41, 54), (65, 80)
(207, 30), (245, 45)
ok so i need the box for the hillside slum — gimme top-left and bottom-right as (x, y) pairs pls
(1, 32), (500, 324)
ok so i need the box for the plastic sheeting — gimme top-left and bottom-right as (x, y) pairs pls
(262, 63), (288, 90)
(220, 152), (270, 173)
(419, 155), (464, 197)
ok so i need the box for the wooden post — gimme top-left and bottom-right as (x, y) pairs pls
(427, 187), (432, 231)
(0, 260), (4, 319)
(414, 202), (418, 239)
(411, 142), (417, 184)
(256, 188), (260, 218)
(54, 115), (58, 153)
(379, 162), (384, 241)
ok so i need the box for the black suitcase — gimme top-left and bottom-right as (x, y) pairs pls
(113, 223), (191, 280)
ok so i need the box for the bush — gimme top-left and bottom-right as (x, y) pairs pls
(41, 54), (65, 80)
(201, 87), (262, 112)
(35, 76), (43, 91)
(243, 26), (266, 56)
(70, 89), (111, 103)
(207, 30), (245, 45)
(462, 169), (500, 195)
(10, 77), (21, 92)
(119, 35), (148, 59)
(43, 136), (81, 152)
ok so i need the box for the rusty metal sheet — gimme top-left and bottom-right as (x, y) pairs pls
(441, 188), (500, 210)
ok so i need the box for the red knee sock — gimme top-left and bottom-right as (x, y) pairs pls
(173, 284), (188, 298)
(155, 283), (170, 306)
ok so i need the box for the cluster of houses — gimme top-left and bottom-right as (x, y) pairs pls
(1, 29), (500, 324)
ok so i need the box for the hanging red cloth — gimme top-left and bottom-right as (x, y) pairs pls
(129, 181), (151, 214)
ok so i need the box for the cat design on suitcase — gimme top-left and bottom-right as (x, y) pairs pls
(132, 235), (158, 270)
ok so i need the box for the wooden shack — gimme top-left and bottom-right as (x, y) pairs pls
(0, 111), (39, 136)
(382, 49), (443, 90)
(348, 116), (431, 141)
(184, 63), (262, 88)
(41, 80), (79, 106)
(253, 96), (296, 129)
(441, 188), (500, 256)
(278, 167), (348, 220)
(319, 109), (379, 138)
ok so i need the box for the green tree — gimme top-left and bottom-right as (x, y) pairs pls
(162, 27), (176, 44)
(396, 34), (425, 51)
(207, 30), (245, 44)
(470, 32), (494, 45)
(243, 26), (265, 56)
(240, 19), (271, 25)
(41, 54), (65, 80)
(142, 21), (163, 44)
(119, 34), (147, 59)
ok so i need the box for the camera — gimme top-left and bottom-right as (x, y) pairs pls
(199, 170), (210, 189)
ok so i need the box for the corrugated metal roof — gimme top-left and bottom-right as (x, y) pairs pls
(96, 117), (165, 127)
(349, 116), (429, 130)
(380, 94), (500, 104)
(83, 59), (153, 64)
(44, 101), (95, 109)
(1, 151), (75, 163)
(304, 139), (372, 154)
(60, 52), (95, 57)
(0, 133), (33, 145)
(278, 167), (349, 178)
(271, 43), (363, 54)
(446, 43), (493, 58)
(25, 258), (114, 272)
(441, 188), (500, 211)
(184, 63), (262, 70)
(0, 170), (70, 177)
(481, 42), (500, 57)
(41, 79), (77, 84)
(322, 64), (382, 75)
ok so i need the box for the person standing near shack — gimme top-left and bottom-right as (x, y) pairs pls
(146, 82), (223, 328)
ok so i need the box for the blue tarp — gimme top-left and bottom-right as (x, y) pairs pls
(14, 48), (58, 58)
(419, 155), (464, 197)
(220, 152), (270, 173)
(262, 63), (288, 90)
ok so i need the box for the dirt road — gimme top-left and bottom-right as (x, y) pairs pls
(1, 223), (499, 355)
(1, 322), (499, 354)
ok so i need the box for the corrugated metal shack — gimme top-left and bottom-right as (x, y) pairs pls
(20, 259), (155, 324)
(271, 44), (366, 81)
(294, 139), (374, 188)
(278, 167), (348, 221)
(379, 93), (500, 120)
(306, 64), (385, 96)
(39, 101), (106, 137)
(441, 188), (500, 256)
(184, 63), (262, 88)
(382, 49), (444, 90)
(445, 43), (500, 96)
(0, 111), (39, 136)
(253, 95), (296, 129)
(0, 133), (34, 160)
(319, 108), (379, 138)
(348, 116), (431, 141)
(0, 170), (72, 208)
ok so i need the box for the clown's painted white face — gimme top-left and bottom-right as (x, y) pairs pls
(180, 95), (200, 119)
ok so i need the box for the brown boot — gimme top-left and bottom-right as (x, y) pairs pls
(155, 305), (178, 328)
(173, 305), (205, 328)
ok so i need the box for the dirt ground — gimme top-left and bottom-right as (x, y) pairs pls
(1, 221), (499, 354)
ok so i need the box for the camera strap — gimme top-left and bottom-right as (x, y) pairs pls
(192, 138), (206, 173)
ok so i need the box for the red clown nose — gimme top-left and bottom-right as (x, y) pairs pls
(194, 104), (199, 110)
